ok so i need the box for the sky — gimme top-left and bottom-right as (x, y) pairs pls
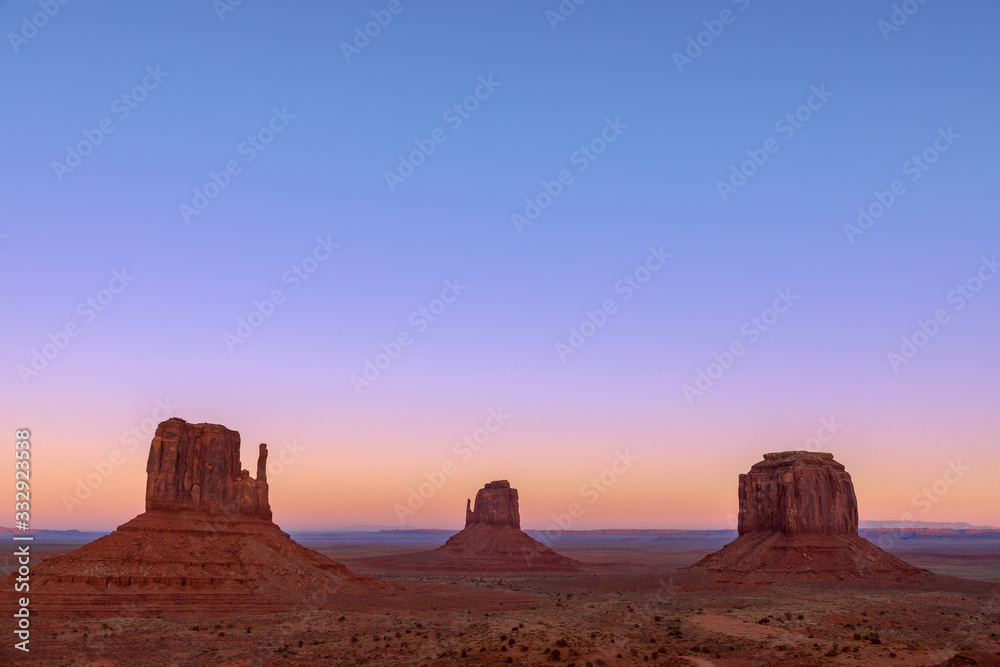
(1, 1), (997, 532)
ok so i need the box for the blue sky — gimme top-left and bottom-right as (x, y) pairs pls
(1, 1), (998, 530)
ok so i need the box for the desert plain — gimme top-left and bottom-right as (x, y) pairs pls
(3, 524), (999, 665)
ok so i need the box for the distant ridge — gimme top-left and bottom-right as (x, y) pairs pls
(859, 520), (997, 529)
(0, 528), (109, 542)
(10, 524), (997, 539)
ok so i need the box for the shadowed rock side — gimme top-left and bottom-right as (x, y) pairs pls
(687, 451), (927, 583)
(22, 418), (378, 617)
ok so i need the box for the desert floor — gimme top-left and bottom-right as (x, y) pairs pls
(4, 532), (999, 666)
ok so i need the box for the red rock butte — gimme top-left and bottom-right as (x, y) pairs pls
(145, 419), (271, 518)
(22, 418), (375, 617)
(688, 451), (927, 582)
(435, 480), (581, 571)
(357, 480), (581, 573)
(464, 480), (520, 528)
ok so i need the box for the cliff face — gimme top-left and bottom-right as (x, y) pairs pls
(738, 451), (858, 536)
(465, 480), (520, 529)
(144, 417), (271, 519)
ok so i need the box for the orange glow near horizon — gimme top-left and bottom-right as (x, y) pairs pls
(19, 401), (1000, 532)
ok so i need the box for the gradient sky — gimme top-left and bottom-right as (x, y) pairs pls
(1, 1), (997, 531)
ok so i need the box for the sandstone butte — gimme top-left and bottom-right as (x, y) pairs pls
(433, 480), (581, 571)
(18, 418), (376, 617)
(687, 451), (928, 583)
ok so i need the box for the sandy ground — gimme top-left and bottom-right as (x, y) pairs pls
(3, 536), (999, 666)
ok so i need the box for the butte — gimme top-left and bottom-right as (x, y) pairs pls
(21, 418), (376, 617)
(363, 480), (581, 572)
(686, 451), (927, 583)
(435, 480), (581, 570)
